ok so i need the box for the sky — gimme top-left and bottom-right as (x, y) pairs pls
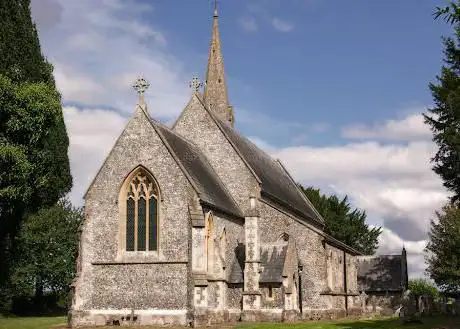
(30, 0), (453, 279)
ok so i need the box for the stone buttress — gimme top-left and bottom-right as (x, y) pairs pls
(241, 196), (262, 320)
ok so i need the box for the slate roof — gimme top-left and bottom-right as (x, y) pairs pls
(153, 120), (243, 218)
(215, 118), (324, 225)
(228, 243), (288, 284)
(357, 255), (404, 292)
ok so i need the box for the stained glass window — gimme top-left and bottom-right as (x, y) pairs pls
(125, 168), (158, 252)
(149, 198), (158, 251)
(126, 198), (135, 251)
(138, 198), (146, 251)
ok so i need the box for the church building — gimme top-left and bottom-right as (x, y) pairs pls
(69, 6), (397, 327)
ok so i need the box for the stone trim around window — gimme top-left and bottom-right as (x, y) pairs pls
(117, 165), (163, 262)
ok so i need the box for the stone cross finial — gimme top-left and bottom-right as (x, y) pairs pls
(133, 77), (150, 105)
(189, 75), (203, 93)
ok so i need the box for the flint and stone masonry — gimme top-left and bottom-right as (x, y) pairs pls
(69, 5), (406, 327)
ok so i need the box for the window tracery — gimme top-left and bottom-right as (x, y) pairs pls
(125, 169), (158, 252)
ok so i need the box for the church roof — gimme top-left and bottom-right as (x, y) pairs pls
(357, 255), (404, 292)
(150, 117), (243, 218)
(214, 116), (324, 225)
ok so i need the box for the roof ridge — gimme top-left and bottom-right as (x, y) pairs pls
(275, 159), (325, 225)
(152, 115), (201, 149)
(143, 111), (204, 199)
(150, 114), (242, 218)
(194, 94), (262, 184)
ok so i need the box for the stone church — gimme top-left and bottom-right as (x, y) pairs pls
(69, 7), (405, 327)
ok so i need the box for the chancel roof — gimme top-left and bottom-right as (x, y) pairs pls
(357, 255), (404, 292)
(214, 116), (324, 225)
(151, 118), (242, 218)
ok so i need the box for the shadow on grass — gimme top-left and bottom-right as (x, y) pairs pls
(236, 316), (460, 329)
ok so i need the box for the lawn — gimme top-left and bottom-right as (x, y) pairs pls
(0, 316), (66, 329)
(0, 316), (457, 329)
(236, 316), (460, 329)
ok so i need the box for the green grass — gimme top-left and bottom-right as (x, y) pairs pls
(236, 316), (460, 329)
(0, 316), (66, 329)
(0, 316), (457, 329)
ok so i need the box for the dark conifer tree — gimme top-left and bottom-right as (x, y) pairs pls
(0, 0), (72, 307)
(299, 186), (381, 255)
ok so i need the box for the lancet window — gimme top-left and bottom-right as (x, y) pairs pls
(125, 168), (159, 252)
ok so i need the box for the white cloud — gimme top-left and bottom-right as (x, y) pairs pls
(31, 0), (189, 118)
(342, 113), (431, 141)
(238, 16), (258, 32)
(254, 113), (449, 278)
(243, 4), (294, 33)
(63, 106), (128, 206)
(271, 17), (294, 32)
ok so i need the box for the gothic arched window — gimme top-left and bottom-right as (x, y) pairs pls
(204, 212), (215, 274)
(125, 168), (159, 252)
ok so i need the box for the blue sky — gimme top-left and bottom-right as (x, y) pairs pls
(143, 0), (452, 146)
(31, 0), (453, 278)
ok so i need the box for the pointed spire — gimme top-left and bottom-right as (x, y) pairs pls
(203, 1), (234, 126)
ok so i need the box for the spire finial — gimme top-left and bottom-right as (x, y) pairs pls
(213, 0), (218, 17)
(133, 77), (150, 105)
(189, 75), (203, 93)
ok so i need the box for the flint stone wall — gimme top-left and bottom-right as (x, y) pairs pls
(258, 200), (360, 319)
(173, 95), (261, 214)
(72, 108), (194, 325)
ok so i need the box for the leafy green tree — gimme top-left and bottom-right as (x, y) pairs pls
(9, 199), (82, 313)
(0, 76), (72, 313)
(409, 278), (440, 299)
(300, 186), (381, 255)
(424, 1), (460, 203)
(425, 204), (460, 292)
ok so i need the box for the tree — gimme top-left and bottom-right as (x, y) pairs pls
(0, 0), (72, 289)
(425, 204), (460, 292)
(7, 199), (82, 314)
(409, 278), (440, 300)
(0, 0), (54, 84)
(300, 186), (381, 255)
(424, 1), (460, 203)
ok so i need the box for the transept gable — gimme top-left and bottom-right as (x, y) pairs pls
(84, 103), (241, 218)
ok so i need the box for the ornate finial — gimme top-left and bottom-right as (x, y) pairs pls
(213, 0), (218, 17)
(189, 75), (203, 93)
(132, 77), (150, 105)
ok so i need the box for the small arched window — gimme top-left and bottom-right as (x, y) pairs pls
(205, 212), (215, 274)
(125, 168), (158, 252)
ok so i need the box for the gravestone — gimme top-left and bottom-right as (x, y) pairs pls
(360, 291), (367, 313)
(400, 290), (422, 324)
